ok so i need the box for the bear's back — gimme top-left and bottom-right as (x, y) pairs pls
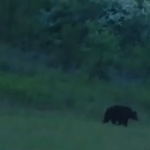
(109, 105), (132, 113)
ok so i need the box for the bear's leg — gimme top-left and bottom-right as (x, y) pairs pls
(103, 113), (110, 123)
(103, 117), (110, 123)
(111, 118), (117, 125)
(122, 118), (128, 127)
(117, 116), (124, 125)
(118, 119), (122, 125)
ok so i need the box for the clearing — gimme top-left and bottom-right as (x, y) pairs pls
(0, 109), (150, 150)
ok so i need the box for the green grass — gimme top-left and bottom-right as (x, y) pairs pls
(0, 68), (150, 117)
(0, 110), (149, 150)
(0, 69), (150, 114)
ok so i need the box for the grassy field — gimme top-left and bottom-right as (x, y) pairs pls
(0, 45), (150, 150)
(0, 109), (150, 150)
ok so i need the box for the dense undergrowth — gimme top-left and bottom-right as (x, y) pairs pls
(0, 0), (150, 115)
(0, 69), (150, 116)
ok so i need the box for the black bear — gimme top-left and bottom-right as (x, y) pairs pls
(103, 105), (138, 127)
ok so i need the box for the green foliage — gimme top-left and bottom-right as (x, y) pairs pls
(84, 21), (119, 80)
(1, 0), (150, 114)
(0, 69), (150, 114)
(0, 0), (44, 47)
(0, 0), (150, 79)
(56, 23), (85, 69)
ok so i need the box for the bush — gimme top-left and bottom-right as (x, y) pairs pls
(0, 69), (150, 116)
(1, 0), (150, 115)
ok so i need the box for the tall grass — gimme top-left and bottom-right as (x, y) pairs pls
(0, 111), (149, 150)
(0, 68), (150, 116)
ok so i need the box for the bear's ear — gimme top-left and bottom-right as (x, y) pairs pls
(133, 111), (138, 116)
(133, 111), (137, 114)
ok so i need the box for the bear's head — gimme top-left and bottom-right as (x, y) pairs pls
(131, 111), (138, 121)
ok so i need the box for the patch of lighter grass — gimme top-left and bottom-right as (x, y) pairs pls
(0, 111), (149, 150)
